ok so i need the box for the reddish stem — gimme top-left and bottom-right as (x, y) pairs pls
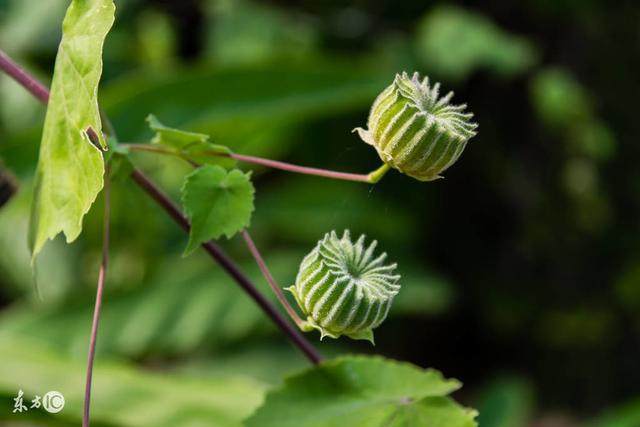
(123, 143), (388, 184)
(131, 169), (323, 364)
(0, 50), (49, 103)
(229, 152), (372, 182)
(83, 167), (110, 427)
(241, 230), (306, 327)
(0, 47), (325, 427)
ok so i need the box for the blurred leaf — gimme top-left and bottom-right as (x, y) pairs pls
(254, 176), (417, 244)
(205, 0), (318, 65)
(0, 0), (66, 55)
(0, 252), (303, 358)
(136, 10), (176, 70)
(476, 377), (534, 427)
(416, 6), (537, 80)
(614, 263), (640, 313)
(531, 68), (616, 163)
(29, 0), (115, 259)
(101, 62), (387, 159)
(0, 185), (74, 301)
(569, 120), (616, 161)
(246, 355), (477, 427)
(590, 397), (640, 427)
(181, 166), (254, 254)
(146, 114), (236, 168)
(530, 68), (592, 130)
(0, 335), (265, 427)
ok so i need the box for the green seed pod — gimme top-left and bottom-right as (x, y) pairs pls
(354, 72), (478, 181)
(286, 230), (400, 343)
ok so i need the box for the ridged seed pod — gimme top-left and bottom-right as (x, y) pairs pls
(286, 230), (400, 343)
(354, 72), (478, 181)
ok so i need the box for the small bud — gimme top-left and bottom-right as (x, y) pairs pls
(286, 230), (400, 343)
(354, 72), (478, 181)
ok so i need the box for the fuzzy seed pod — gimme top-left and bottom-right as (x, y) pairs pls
(354, 72), (478, 181)
(286, 230), (400, 343)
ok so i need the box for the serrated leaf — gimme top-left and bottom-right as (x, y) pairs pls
(28, 0), (115, 259)
(245, 356), (478, 427)
(181, 165), (254, 254)
(147, 114), (236, 168)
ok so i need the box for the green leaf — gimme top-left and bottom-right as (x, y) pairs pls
(147, 114), (236, 168)
(181, 165), (254, 254)
(245, 355), (478, 427)
(28, 0), (115, 259)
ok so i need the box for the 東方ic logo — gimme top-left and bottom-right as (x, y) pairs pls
(12, 390), (64, 414)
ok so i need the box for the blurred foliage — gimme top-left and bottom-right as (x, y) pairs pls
(0, 335), (265, 427)
(476, 378), (534, 427)
(1, 0), (639, 425)
(416, 6), (538, 81)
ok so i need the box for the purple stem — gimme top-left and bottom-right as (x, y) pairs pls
(0, 48), (323, 417)
(229, 153), (372, 183)
(241, 230), (306, 327)
(0, 50), (49, 103)
(83, 168), (110, 427)
(131, 170), (322, 364)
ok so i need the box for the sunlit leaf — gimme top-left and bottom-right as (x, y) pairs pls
(28, 0), (115, 259)
(246, 356), (478, 427)
(181, 165), (254, 254)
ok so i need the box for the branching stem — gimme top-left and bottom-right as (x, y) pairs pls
(130, 169), (322, 364)
(0, 49), (323, 365)
(123, 143), (389, 183)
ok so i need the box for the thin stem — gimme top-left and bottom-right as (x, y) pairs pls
(0, 49), (49, 103)
(0, 47), (323, 365)
(241, 230), (307, 328)
(83, 166), (111, 427)
(229, 152), (374, 183)
(123, 143), (389, 184)
(130, 169), (323, 364)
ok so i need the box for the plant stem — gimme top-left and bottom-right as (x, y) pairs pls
(123, 143), (389, 184)
(241, 230), (307, 328)
(130, 169), (323, 364)
(0, 48), (323, 365)
(83, 166), (110, 427)
(228, 152), (379, 183)
(0, 49), (49, 103)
